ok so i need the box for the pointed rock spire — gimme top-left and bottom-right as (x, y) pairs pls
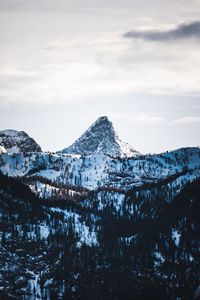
(61, 116), (140, 157)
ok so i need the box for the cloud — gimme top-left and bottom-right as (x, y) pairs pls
(123, 21), (200, 41)
(173, 116), (200, 124)
(1, 4), (200, 107)
(107, 113), (166, 125)
(136, 115), (165, 124)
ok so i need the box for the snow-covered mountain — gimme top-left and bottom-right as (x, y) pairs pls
(0, 119), (199, 195)
(0, 146), (199, 193)
(61, 116), (140, 158)
(0, 129), (42, 154)
(1, 121), (200, 299)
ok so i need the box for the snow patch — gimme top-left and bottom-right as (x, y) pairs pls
(172, 229), (181, 246)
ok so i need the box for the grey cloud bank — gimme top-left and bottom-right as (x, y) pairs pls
(123, 21), (200, 41)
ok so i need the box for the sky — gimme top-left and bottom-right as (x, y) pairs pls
(0, 0), (200, 154)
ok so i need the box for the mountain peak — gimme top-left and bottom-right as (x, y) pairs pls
(90, 116), (113, 129)
(61, 116), (140, 158)
(95, 116), (110, 123)
(0, 129), (42, 154)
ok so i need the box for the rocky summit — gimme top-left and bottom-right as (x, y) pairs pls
(61, 116), (140, 158)
(0, 129), (42, 154)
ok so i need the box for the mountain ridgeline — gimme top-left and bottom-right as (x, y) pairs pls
(0, 116), (200, 300)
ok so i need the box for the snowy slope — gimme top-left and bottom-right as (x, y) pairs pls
(61, 116), (140, 158)
(0, 147), (199, 192)
(0, 129), (42, 154)
(0, 146), (6, 154)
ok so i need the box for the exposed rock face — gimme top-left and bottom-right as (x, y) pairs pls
(0, 129), (42, 154)
(61, 116), (140, 157)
